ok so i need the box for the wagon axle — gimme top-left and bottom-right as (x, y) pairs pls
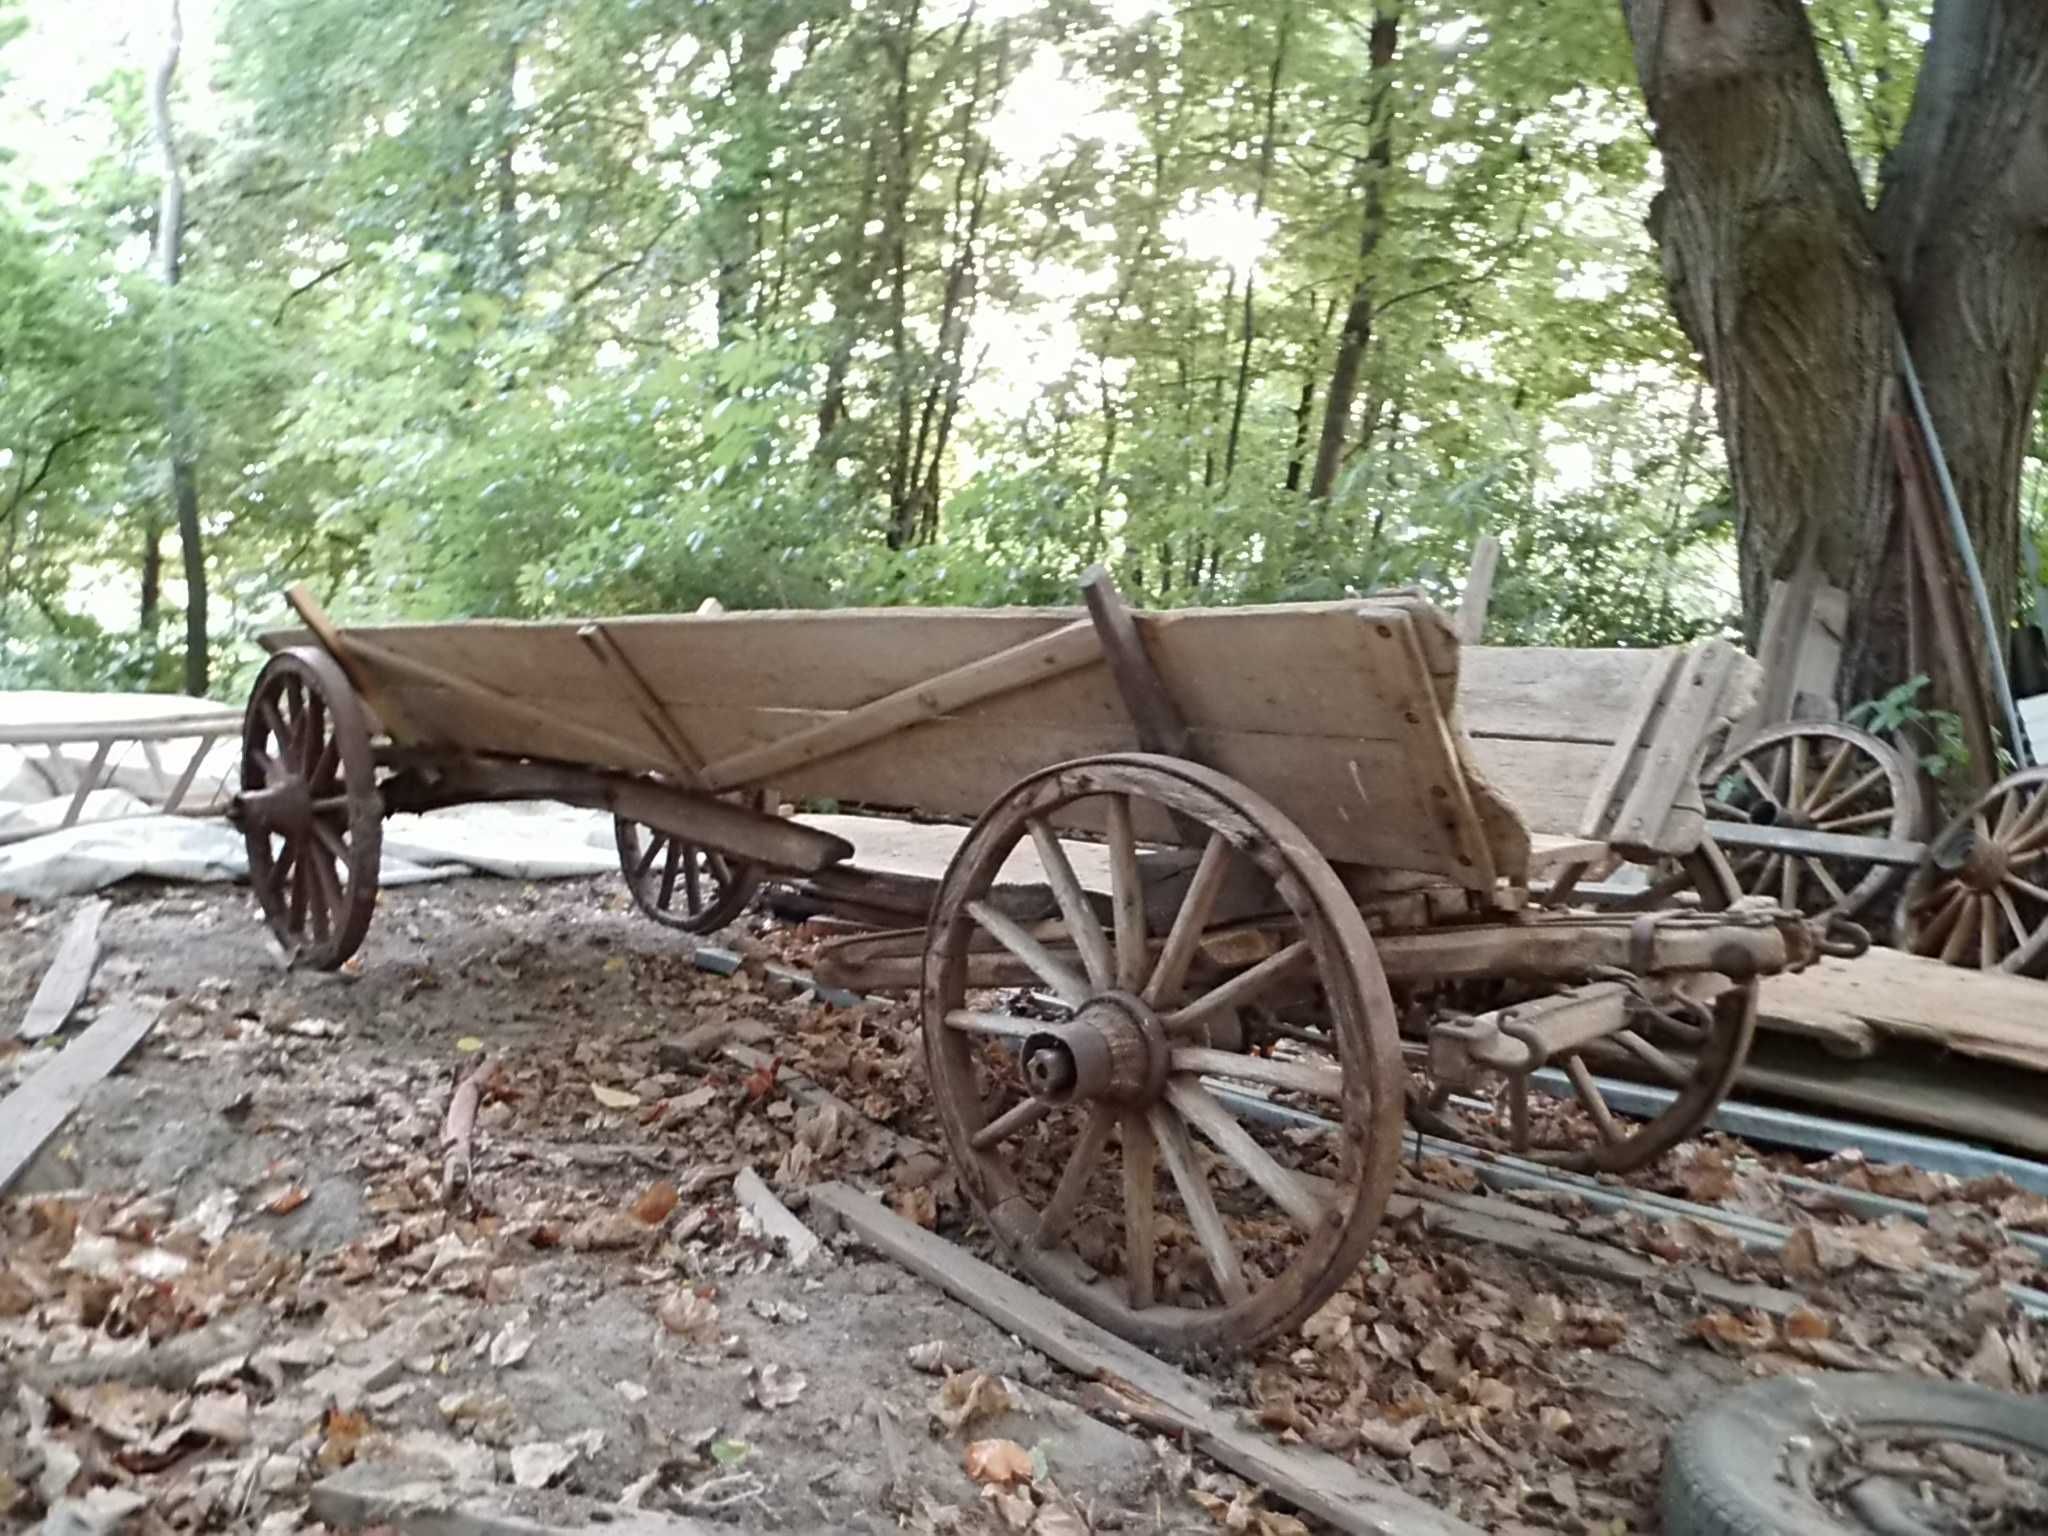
(1020, 992), (1171, 1107)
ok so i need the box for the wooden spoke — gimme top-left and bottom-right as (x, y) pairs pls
(310, 734), (340, 791)
(1144, 831), (1233, 1009)
(676, 843), (697, 913)
(1563, 1054), (1622, 1144)
(632, 834), (664, 883)
(1804, 858), (1848, 907)
(1738, 758), (1781, 808)
(287, 846), (310, 929)
(1940, 897), (1980, 966)
(2007, 789), (2048, 851)
(1146, 1104), (1247, 1304)
(1808, 764), (1887, 824)
(1120, 1113), (1156, 1310)
(2004, 912), (2048, 975)
(1797, 736), (1853, 813)
(971, 1095), (1052, 1152)
(1027, 817), (1114, 993)
(2008, 874), (2048, 905)
(1979, 895), (1999, 970)
(945, 1009), (1044, 1039)
(1169, 1044), (1342, 1099)
(968, 899), (1090, 1007)
(257, 697), (290, 750)
(1995, 886), (2027, 946)
(1105, 795), (1148, 993)
(1166, 1080), (1325, 1231)
(1993, 785), (2023, 841)
(1033, 1107), (1116, 1248)
(1508, 1072), (1531, 1153)
(1778, 847), (1797, 909)
(1162, 940), (1311, 1037)
(1817, 806), (1895, 832)
(309, 818), (348, 863)
(1612, 1028), (1691, 1087)
(1787, 733), (1807, 815)
(1918, 886), (1968, 949)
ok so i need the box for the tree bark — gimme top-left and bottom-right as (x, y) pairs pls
(1223, 2), (1292, 486)
(1624, 0), (2048, 709)
(150, 0), (206, 696)
(1308, 6), (1397, 502)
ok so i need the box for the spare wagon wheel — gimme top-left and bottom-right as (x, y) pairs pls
(921, 753), (1404, 1357)
(235, 647), (382, 970)
(1408, 845), (1760, 1175)
(614, 790), (767, 934)
(1898, 765), (2048, 974)
(1702, 721), (1921, 922)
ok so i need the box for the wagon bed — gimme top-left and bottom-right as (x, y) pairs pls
(233, 574), (1825, 1356)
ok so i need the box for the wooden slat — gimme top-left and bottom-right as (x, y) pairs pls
(576, 621), (708, 785)
(1352, 609), (1498, 886)
(1459, 647), (1673, 746)
(700, 618), (1102, 791)
(1574, 649), (1685, 840)
(1709, 822), (1924, 867)
(1081, 566), (1194, 759)
(0, 711), (242, 746)
(1, 1000), (159, 1194)
(1454, 534), (1499, 645)
(1758, 946), (2048, 1075)
(809, 1183), (1484, 1536)
(285, 584), (426, 744)
(17, 900), (109, 1042)
(311, 1466), (718, 1536)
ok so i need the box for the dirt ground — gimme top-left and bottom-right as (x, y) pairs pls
(2, 873), (2043, 1536)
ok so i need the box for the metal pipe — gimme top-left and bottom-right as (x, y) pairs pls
(1897, 330), (2032, 766)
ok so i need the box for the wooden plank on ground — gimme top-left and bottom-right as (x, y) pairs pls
(0, 999), (159, 1194)
(1758, 946), (2048, 1074)
(733, 1166), (825, 1269)
(310, 1466), (716, 1536)
(808, 1181), (1484, 1536)
(17, 899), (109, 1042)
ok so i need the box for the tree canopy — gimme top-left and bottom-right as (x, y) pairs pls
(1, 0), (2043, 703)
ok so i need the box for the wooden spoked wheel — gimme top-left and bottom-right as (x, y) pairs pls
(921, 755), (1404, 1356)
(1701, 722), (1921, 919)
(614, 805), (762, 934)
(1414, 848), (1759, 1174)
(1899, 766), (2048, 974)
(238, 647), (381, 970)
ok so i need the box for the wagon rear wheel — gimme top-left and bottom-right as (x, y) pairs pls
(922, 754), (1404, 1357)
(1702, 722), (1920, 921)
(614, 800), (764, 935)
(1413, 848), (1760, 1174)
(1899, 766), (2048, 974)
(238, 648), (381, 970)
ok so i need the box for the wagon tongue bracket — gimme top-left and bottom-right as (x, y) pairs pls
(1021, 992), (1171, 1108)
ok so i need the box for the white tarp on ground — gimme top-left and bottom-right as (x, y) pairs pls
(1, 688), (622, 900)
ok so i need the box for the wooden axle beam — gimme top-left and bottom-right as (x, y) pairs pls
(379, 755), (852, 874)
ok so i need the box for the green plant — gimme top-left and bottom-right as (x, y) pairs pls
(1846, 674), (1970, 784)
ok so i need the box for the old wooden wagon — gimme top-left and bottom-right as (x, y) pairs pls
(231, 575), (1828, 1353)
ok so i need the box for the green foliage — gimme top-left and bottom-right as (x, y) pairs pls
(0, 0), (1968, 699)
(1846, 675), (1970, 785)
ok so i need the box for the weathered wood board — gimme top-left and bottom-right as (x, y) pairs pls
(1758, 945), (2048, 1074)
(17, 899), (108, 1042)
(0, 999), (158, 1194)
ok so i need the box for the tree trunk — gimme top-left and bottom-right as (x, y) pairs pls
(1308, 7), (1397, 502)
(1623, 0), (2048, 713)
(150, 0), (206, 696)
(140, 516), (163, 646)
(1224, 3), (1292, 486)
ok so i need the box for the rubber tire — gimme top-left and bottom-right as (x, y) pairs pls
(1663, 1372), (2048, 1536)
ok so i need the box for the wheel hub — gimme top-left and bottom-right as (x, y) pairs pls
(1021, 992), (1170, 1108)
(237, 773), (311, 834)
(1963, 840), (2010, 891)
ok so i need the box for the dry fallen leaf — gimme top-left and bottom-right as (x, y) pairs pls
(261, 1185), (310, 1217)
(630, 1181), (680, 1226)
(1963, 1326), (2016, 1392)
(1849, 1219), (1929, 1273)
(316, 1408), (369, 1470)
(510, 1440), (578, 1489)
(750, 1362), (807, 1409)
(1692, 1310), (1775, 1357)
(932, 1370), (1013, 1437)
(1780, 1224), (1857, 1279)
(1783, 1307), (1831, 1341)
(591, 1083), (642, 1111)
(964, 1438), (1036, 1486)
(1410, 1437), (1454, 1476)
(567, 1212), (645, 1251)
(1356, 1415), (1421, 1458)
(658, 1289), (720, 1345)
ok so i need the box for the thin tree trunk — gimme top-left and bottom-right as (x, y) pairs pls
(1308, 6), (1397, 502)
(1224, 3), (1292, 486)
(815, 136), (880, 459)
(150, 0), (205, 696)
(496, 45), (521, 288)
(140, 517), (162, 646)
(881, 0), (923, 549)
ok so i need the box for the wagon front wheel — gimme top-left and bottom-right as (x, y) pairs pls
(237, 647), (381, 969)
(614, 799), (764, 934)
(922, 754), (1404, 1357)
